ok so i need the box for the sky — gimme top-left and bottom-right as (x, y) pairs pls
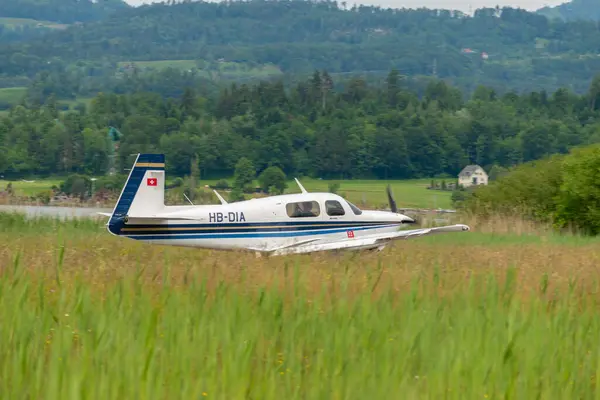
(124, 0), (567, 13)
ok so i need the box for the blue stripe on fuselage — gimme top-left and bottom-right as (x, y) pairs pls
(113, 220), (404, 236)
(123, 224), (399, 240)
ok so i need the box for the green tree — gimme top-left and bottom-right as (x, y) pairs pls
(187, 153), (200, 202)
(488, 165), (509, 181)
(258, 166), (287, 195)
(233, 157), (255, 193)
(228, 187), (246, 202)
(554, 144), (600, 234)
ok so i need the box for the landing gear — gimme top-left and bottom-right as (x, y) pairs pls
(366, 245), (387, 252)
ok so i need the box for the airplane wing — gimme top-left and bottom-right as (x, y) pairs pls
(247, 238), (323, 253)
(270, 224), (470, 256)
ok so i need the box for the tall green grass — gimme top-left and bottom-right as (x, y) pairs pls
(2, 214), (600, 398)
(0, 212), (103, 234)
(1, 254), (599, 398)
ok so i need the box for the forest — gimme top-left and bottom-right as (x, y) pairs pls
(2, 0), (600, 98)
(537, 0), (600, 22)
(0, 0), (129, 24)
(3, 70), (600, 183)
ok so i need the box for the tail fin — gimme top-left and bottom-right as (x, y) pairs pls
(107, 153), (165, 234)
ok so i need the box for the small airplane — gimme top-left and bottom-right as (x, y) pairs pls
(99, 154), (470, 256)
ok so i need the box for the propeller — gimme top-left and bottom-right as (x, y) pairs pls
(387, 184), (419, 224)
(386, 184), (397, 213)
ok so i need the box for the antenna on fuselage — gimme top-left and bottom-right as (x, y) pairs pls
(295, 178), (308, 194)
(183, 193), (195, 205)
(213, 190), (228, 205)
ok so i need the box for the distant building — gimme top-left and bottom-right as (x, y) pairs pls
(458, 165), (488, 187)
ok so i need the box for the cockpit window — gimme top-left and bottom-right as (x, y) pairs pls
(286, 201), (320, 218)
(325, 200), (345, 216)
(346, 201), (362, 215)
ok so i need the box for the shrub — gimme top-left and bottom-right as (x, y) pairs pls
(258, 166), (287, 195)
(554, 144), (600, 235)
(214, 179), (230, 190)
(462, 144), (600, 235)
(166, 177), (184, 189)
(463, 154), (565, 223)
(60, 174), (92, 198)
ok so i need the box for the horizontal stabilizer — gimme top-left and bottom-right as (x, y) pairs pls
(97, 212), (112, 217)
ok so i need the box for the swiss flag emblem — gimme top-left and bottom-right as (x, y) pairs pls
(147, 178), (157, 186)
(347, 230), (355, 238)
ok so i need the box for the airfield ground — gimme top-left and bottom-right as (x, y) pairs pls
(1, 212), (600, 397)
(0, 177), (453, 209)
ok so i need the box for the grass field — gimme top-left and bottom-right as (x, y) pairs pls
(117, 60), (283, 80)
(0, 17), (68, 30)
(202, 177), (453, 209)
(1, 212), (600, 397)
(285, 178), (452, 209)
(2, 177), (452, 209)
(117, 59), (199, 70)
(0, 87), (27, 105)
(0, 179), (63, 197)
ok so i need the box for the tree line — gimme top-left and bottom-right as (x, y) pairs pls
(3, 70), (600, 182)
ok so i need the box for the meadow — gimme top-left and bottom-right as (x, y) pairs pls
(194, 177), (453, 209)
(117, 60), (283, 81)
(1, 212), (600, 398)
(0, 179), (63, 197)
(0, 87), (27, 106)
(1, 177), (453, 209)
(0, 17), (68, 30)
(281, 178), (453, 209)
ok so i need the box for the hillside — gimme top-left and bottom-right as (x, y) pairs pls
(0, 0), (129, 24)
(0, 0), (129, 44)
(2, 0), (600, 100)
(537, 0), (600, 22)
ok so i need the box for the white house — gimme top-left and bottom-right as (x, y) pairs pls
(458, 165), (488, 188)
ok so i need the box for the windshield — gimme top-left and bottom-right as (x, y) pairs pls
(346, 200), (362, 215)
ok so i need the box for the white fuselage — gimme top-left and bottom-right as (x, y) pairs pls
(109, 192), (413, 253)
